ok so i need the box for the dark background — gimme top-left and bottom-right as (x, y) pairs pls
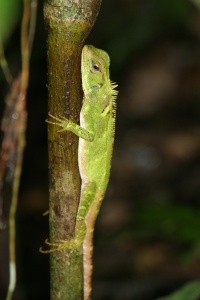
(1, 0), (200, 299)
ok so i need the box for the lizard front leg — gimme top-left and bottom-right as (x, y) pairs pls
(46, 112), (94, 142)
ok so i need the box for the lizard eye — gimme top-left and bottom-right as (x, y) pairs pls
(92, 62), (100, 72)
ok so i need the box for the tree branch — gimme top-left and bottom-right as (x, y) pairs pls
(43, 0), (102, 299)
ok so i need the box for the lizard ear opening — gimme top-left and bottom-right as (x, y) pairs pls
(91, 85), (99, 89)
(91, 83), (103, 90)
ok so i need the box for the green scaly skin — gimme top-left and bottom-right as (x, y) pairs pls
(42, 45), (118, 300)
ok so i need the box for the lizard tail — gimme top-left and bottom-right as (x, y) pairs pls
(83, 189), (104, 300)
(83, 223), (94, 300)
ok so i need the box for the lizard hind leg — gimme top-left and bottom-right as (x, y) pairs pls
(74, 181), (97, 241)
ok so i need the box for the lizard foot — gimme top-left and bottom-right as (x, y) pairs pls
(39, 238), (74, 254)
(46, 112), (70, 132)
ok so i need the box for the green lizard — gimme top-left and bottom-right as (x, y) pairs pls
(41, 45), (118, 300)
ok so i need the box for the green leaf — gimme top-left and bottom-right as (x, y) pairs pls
(0, 0), (21, 43)
(157, 280), (200, 300)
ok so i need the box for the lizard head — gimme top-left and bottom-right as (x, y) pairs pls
(81, 45), (110, 97)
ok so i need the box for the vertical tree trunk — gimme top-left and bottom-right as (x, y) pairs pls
(43, 1), (102, 299)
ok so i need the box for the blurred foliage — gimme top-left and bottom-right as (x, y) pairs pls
(88, 0), (194, 70)
(157, 280), (200, 300)
(133, 203), (200, 243)
(191, 0), (200, 8)
(0, 0), (21, 44)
